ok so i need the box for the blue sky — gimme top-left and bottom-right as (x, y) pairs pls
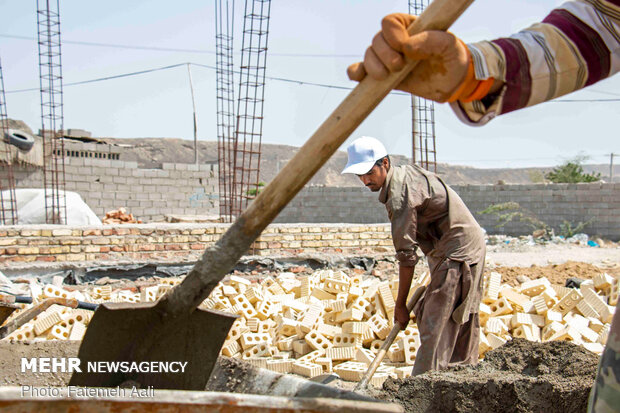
(0, 0), (618, 168)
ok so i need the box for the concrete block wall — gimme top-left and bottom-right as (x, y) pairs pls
(0, 223), (393, 266)
(12, 158), (219, 222)
(274, 183), (620, 240)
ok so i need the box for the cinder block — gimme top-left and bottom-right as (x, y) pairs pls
(242, 343), (271, 359)
(221, 340), (241, 357)
(582, 288), (613, 322)
(576, 299), (600, 319)
(333, 361), (368, 381)
(315, 357), (333, 373)
(551, 289), (583, 316)
(367, 313), (390, 339)
(326, 345), (357, 361)
(333, 333), (362, 348)
(399, 337), (419, 365)
(489, 297), (513, 316)
(511, 313), (545, 328)
(582, 342), (605, 354)
(277, 336), (296, 351)
(305, 330), (332, 351)
(300, 303), (323, 333)
(316, 323), (341, 339)
(239, 333), (270, 350)
(140, 286), (159, 302)
(483, 272), (502, 303)
(293, 339), (312, 356)
(311, 287), (336, 301)
(350, 297), (374, 318)
(484, 317), (509, 336)
(33, 311), (63, 336)
(324, 278), (350, 295)
(43, 285), (70, 299)
(244, 287), (264, 304)
(48, 325), (70, 340)
(512, 324), (541, 342)
(292, 361), (323, 378)
(297, 349), (325, 363)
(486, 333), (508, 349)
(519, 278), (551, 297)
(6, 325), (35, 341)
(265, 359), (293, 374)
(593, 273), (614, 290)
(355, 348), (376, 365)
(231, 294), (259, 319)
(335, 308), (364, 323)
(542, 321), (565, 342)
(342, 321), (365, 335)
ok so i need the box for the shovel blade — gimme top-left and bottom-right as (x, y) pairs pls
(69, 302), (236, 390)
(0, 303), (19, 326)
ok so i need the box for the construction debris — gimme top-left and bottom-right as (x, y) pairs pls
(102, 207), (142, 224)
(1, 268), (616, 388)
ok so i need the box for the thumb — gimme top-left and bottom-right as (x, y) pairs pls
(347, 62), (367, 81)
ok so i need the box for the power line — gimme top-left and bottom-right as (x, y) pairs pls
(4, 60), (620, 103)
(0, 33), (360, 58)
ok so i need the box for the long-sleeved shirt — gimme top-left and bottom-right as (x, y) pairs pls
(452, 0), (620, 125)
(378, 164), (485, 268)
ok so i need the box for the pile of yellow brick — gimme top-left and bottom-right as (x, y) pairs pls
(2, 268), (617, 387)
(478, 271), (617, 357)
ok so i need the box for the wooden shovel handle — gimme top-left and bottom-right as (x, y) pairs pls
(354, 285), (427, 391)
(162, 0), (474, 316)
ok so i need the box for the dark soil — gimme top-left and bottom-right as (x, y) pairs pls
(373, 338), (599, 413)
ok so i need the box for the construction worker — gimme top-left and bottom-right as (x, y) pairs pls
(342, 136), (486, 375)
(346, 1), (619, 411)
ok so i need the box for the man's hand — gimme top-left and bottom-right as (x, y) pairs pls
(394, 302), (411, 329)
(347, 13), (471, 102)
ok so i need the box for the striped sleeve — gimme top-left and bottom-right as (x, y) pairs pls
(451, 0), (620, 126)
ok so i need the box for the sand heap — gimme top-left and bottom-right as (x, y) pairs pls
(376, 338), (599, 413)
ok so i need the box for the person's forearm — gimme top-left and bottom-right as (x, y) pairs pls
(396, 264), (415, 307)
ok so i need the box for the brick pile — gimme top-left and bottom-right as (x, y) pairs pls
(2, 269), (617, 387)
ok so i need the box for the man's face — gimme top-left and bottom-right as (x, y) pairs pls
(357, 158), (388, 192)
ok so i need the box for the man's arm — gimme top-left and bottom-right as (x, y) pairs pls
(348, 0), (620, 126)
(394, 263), (415, 329)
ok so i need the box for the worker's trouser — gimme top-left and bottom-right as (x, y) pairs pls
(412, 258), (483, 376)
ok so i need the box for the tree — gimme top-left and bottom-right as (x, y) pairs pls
(545, 156), (601, 183)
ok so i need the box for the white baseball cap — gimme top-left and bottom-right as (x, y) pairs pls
(341, 136), (387, 175)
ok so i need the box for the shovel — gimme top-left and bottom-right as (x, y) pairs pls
(354, 285), (426, 392)
(70, 0), (474, 391)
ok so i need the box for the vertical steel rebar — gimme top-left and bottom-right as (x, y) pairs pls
(0, 57), (19, 225)
(37, 0), (66, 224)
(408, 0), (437, 173)
(231, 0), (271, 219)
(215, 0), (237, 221)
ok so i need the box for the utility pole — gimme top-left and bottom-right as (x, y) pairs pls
(610, 153), (615, 182)
(187, 63), (198, 164)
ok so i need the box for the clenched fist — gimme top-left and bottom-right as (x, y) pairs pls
(347, 13), (493, 103)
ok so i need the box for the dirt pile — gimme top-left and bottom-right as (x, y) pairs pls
(375, 338), (598, 413)
(493, 260), (620, 287)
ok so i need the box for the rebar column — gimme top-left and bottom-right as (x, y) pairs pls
(408, 0), (437, 173)
(231, 0), (271, 218)
(0, 58), (18, 225)
(37, 0), (66, 224)
(215, 0), (237, 222)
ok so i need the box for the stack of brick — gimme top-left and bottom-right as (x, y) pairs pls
(2, 269), (617, 387)
(478, 271), (616, 356)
